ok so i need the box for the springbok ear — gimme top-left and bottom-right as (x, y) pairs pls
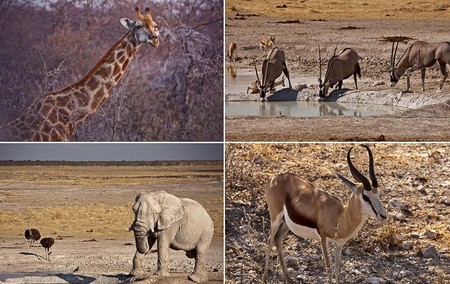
(120, 18), (135, 29)
(156, 192), (184, 230)
(335, 171), (358, 194)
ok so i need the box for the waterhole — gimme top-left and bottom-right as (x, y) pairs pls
(226, 69), (407, 117)
(226, 101), (405, 117)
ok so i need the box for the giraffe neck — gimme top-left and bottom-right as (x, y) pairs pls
(0, 31), (142, 141)
(66, 30), (142, 117)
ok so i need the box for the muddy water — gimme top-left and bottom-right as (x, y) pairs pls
(226, 101), (405, 117)
(226, 69), (406, 117)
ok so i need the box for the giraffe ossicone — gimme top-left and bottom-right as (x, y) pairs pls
(0, 7), (159, 141)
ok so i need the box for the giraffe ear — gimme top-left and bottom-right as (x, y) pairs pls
(120, 18), (135, 29)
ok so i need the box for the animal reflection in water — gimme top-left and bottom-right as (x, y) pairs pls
(319, 103), (362, 117)
(227, 65), (237, 79)
(254, 102), (363, 117)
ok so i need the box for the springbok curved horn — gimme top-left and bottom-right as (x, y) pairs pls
(360, 144), (378, 188)
(347, 146), (371, 191)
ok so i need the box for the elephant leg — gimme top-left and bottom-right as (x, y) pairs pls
(156, 232), (170, 277)
(130, 235), (156, 277)
(189, 242), (210, 283)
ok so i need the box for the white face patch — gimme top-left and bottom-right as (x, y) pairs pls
(360, 190), (387, 220)
(283, 205), (321, 240)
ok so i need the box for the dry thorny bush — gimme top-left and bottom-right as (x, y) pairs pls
(0, 0), (223, 141)
(226, 143), (450, 283)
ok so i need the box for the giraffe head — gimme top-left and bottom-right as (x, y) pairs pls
(120, 7), (159, 47)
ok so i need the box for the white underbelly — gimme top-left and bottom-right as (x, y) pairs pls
(283, 205), (321, 240)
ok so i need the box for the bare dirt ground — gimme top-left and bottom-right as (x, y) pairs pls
(225, 1), (450, 141)
(0, 161), (223, 283)
(225, 143), (450, 283)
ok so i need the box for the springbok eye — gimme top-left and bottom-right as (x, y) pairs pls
(362, 194), (370, 202)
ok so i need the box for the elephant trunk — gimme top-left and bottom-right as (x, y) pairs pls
(134, 226), (150, 254)
(131, 218), (151, 254)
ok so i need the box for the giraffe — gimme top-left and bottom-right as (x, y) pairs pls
(0, 7), (159, 141)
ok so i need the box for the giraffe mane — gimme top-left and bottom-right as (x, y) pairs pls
(45, 31), (131, 96)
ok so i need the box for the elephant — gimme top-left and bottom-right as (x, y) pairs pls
(128, 190), (214, 283)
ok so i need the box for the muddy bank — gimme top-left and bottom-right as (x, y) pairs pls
(226, 100), (450, 142)
(226, 83), (450, 109)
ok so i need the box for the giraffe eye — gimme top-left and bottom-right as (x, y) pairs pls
(135, 24), (141, 29)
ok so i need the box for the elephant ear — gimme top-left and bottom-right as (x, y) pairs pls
(156, 191), (185, 230)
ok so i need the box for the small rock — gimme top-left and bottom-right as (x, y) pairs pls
(402, 241), (413, 250)
(393, 211), (405, 221)
(239, 225), (252, 234)
(423, 229), (437, 240)
(418, 185), (427, 195)
(344, 249), (352, 256)
(364, 277), (386, 284)
(441, 197), (450, 205)
(373, 81), (385, 86)
(398, 270), (412, 279)
(421, 244), (440, 259)
(388, 198), (410, 210)
(297, 265), (308, 272)
(285, 256), (297, 266)
(410, 232), (420, 239)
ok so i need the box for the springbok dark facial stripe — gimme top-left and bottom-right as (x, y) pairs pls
(362, 193), (377, 216)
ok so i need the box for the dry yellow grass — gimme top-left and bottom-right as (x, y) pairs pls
(0, 164), (222, 186)
(226, 0), (450, 19)
(0, 203), (134, 239)
(0, 162), (223, 240)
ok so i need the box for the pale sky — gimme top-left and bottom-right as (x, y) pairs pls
(0, 143), (223, 161)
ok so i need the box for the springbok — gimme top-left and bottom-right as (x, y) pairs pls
(247, 76), (285, 94)
(319, 46), (361, 98)
(262, 144), (387, 284)
(390, 41), (450, 91)
(260, 36), (275, 50)
(253, 48), (292, 100)
(228, 42), (237, 62)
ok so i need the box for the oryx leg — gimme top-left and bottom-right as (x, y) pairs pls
(274, 221), (292, 284)
(353, 72), (358, 90)
(438, 61), (448, 90)
(269, 82), (275, 92)
(405, 67), (415, 90)
(282, 62), (292, 88)
(334, 245), (344, 284)
(263, 213), (283, 282)
(406, 65), (424, 90)
(337, 80), (343, 89)
(420, 68), (426, 91)
(320, 237), (332, 284)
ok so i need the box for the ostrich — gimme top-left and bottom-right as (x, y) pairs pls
(40, 238), (55, 261)
(24, 228), (41, 248)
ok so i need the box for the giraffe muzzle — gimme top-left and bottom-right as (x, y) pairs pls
(148, 37), (159, 47)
